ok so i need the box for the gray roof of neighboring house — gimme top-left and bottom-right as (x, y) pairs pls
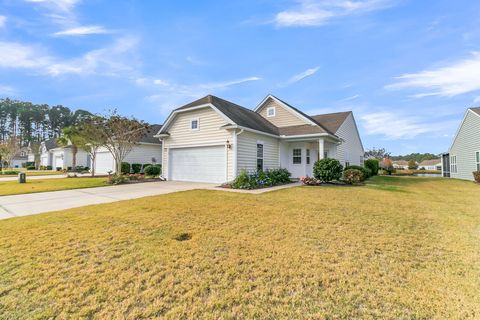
(419, 159), (441, 166)
(311, 112), (352, 134)
(169, 95), (350, 138)
(393, 160), (409, 165)
(176, 95), (279, 135)
(140, 124), (162, 144)
(44, 138), (59, 150)
(470, 107), (480, 115)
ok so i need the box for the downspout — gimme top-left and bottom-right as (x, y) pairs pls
(233, 129), (244, 178)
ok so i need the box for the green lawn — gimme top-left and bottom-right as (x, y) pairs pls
(0, 176), (479, 319)
(0, 177), (108, 196)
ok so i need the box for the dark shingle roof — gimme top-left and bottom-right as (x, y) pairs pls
(471, 107), (480, 116)
(44, 138), (59, 150)
(311, 111), (351, 134)
(176, 95), (279, 135)
(140, 124), (162, 144)
(277, 124), (327, 136)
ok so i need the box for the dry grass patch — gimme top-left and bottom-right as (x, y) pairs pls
(0, 177), (108, 196)
(0, 176), (479, 319)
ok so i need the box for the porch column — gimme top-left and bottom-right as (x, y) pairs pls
(318, 138), (325, 160)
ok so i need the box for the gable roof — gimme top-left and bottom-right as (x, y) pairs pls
(140, 124), (162, 144)
(255, 95), (334, 135)
(172, 95), (279, 135)
(470, 107), (480, 116)
(393, 160), (409, 166)
(44, 138), (59, 150)
(311, 112), (351, 134)
(419, 159), (441, 166)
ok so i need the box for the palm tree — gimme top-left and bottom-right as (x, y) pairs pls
(57, 126), (85, 170)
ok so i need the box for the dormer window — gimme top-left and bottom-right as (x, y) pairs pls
(267, 107), (275, 117)
(191, 118), (199, 130)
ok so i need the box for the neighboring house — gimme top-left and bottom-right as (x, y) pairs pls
(157, 94), (364, 183)
(39, 138), (90, 170)
(11, 147), (29, 168)
(392, 160), (409, 170)
(94, 124), (163, 174)
(418, 159), (442, 171)
(443, 107), (480, 181)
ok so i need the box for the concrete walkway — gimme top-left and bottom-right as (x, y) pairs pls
(0, 181), (216, 220)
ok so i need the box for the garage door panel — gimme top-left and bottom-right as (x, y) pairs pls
(95, 152), (115, 174)
(169, 146), (225, 183)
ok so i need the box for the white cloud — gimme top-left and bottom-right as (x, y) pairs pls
(0, 85), (16, 96)
(274, 0), (393, 27)
(0, 36), (139, 76)
(0, 16), (6, 28)
(25, 0), (80, 13)
(52, 25), (111, 36)
(288, 67), (320, 83)
(360, 112), (454, 140)
(386, 52), (480, 98)
(340, 94), (360, 102)
(474, 96), (480, 104)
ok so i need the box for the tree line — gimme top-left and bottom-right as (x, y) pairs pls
(0, 98), (92, 146)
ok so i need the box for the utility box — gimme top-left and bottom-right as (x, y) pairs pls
(18, 172), (26, 183)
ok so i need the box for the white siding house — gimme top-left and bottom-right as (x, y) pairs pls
(446, 107), (480, 181)
(157, 94), (365, 183)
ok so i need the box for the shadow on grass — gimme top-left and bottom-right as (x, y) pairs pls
(365, 175), (445, 193)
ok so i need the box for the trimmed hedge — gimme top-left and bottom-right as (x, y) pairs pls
(313, 158), (343, 183)
(345, 165), (371, 180)
(343, 169), (363, 185)
(132, 163), (142, 174)
(231, 168), (291, 189)
(121, 162), (131, 174)
(144, 164), (161, 177)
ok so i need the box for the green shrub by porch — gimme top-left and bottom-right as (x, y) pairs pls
(313, 158), (343, 183)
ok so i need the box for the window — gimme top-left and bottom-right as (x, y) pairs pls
(293, 149), (301, 164)
(267, 107), (275, 117)
(257, 143), (264, 171)
(450, 155), (457, 173)
(360, 156), (364, 166)
(190, 118), (199, 130)
(476, 151), (480, 171)
(345, 161), (350, 167)
(306, 149), (310, 164)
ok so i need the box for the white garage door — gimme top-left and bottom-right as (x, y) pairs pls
(169, 146), (226, 183)
(95, 151), (115, 174)
(54, 156), (63, 169)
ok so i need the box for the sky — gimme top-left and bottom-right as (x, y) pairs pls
(0, 0), (479, 155)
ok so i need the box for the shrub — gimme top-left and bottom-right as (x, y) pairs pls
(121, 162), (131, 174)
(56, 167), (62, 171)
(300, 176), (321, 186)
(108, 174), (129, 185)
(343, 169), (364, 185)
(1, 170), (20, 175)
(408, 159), (418, 170)
(231, 168), (291, 189)
(473, 171), (480, 183)
(46, 166), (52, 170)
(365, 159), (379, 176)
(131, 163), (142, 174)
(128, 173), (145, 181)
(345, 165), (370, 180)
(144, 164), (161, 177)
(380, 159), (395, 175)
(313, 158), (343, 183)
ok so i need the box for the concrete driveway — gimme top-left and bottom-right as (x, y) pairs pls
(0, 181), (216, 220)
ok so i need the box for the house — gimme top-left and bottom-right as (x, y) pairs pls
(156, 94), (364, 183)
(418, 159), (442, 171)
(392, 160), (409, 170)
(443, 107), (480, 181)
(11, 147), (29, 168)
(94, 124), (163, 174)
(39, 138), (90, 170)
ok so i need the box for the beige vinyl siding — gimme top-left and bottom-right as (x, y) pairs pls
(237, 130), (279, 174)
(258, 99), (307, 127)
(449, 110), (480, 181)
(124, 144), (162, 165)
(162, 106), (233, 180)
(335, 113), (364, 166)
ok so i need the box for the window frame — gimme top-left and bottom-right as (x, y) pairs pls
(293, 148), (302, 164)
(266, 106), (276, 117)
(450, 155), (457, 173)
(256, 143), (264, 171)
(306, 149), (310, 165)
(190, 118), (199, 131)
